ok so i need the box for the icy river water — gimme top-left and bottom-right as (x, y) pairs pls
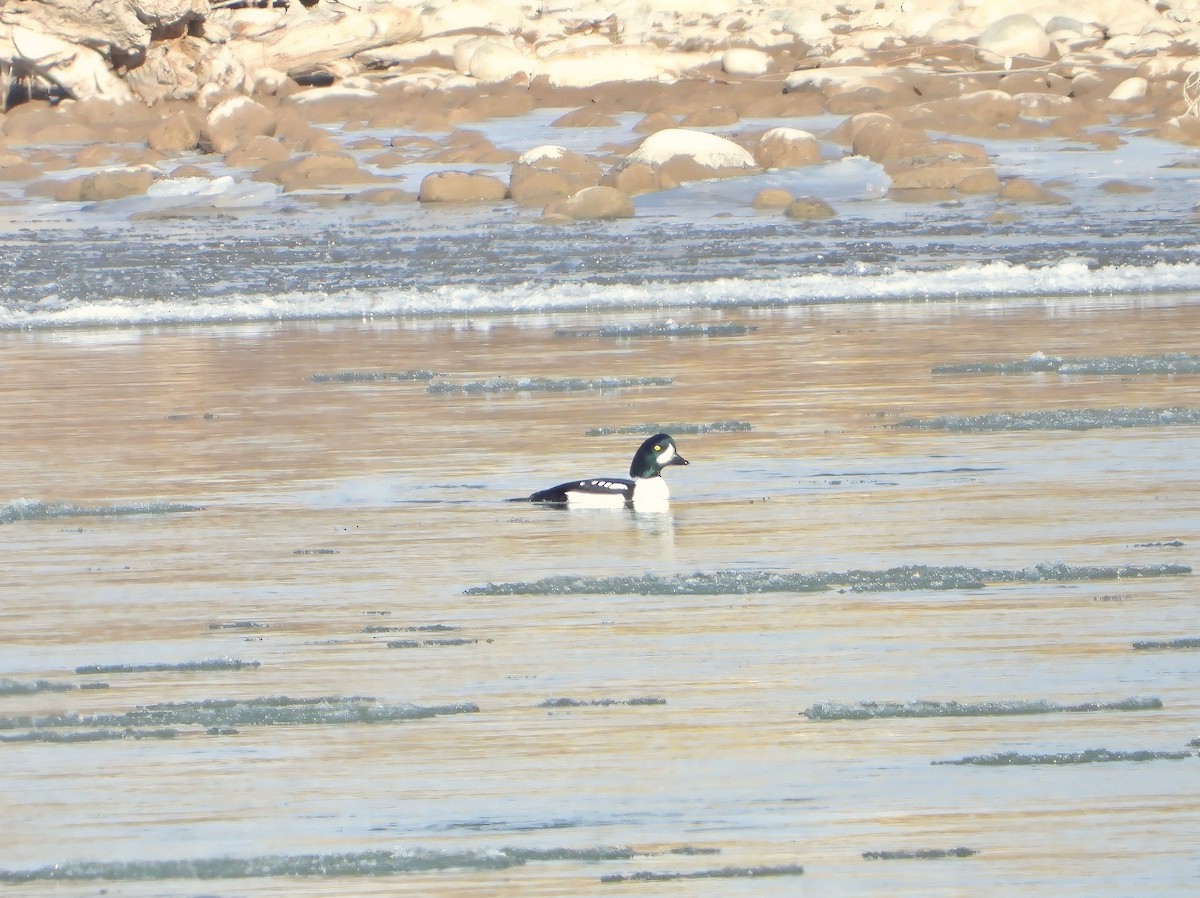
(2, 111), (1200, 897)
(4, 293), (1200, 897)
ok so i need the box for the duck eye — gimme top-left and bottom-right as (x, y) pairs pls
(653, 444), (662, 451)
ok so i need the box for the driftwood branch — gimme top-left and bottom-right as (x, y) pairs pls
(0, 0), (421, 104)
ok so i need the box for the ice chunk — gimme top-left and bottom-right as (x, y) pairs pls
(585, 420), (752, 436)
(555, 322), (753, 338)
(539, 697), (666, 707)
(1, 499), (202, 524)
(934, 748), (1192, 766)
(802, 697), (1163, 720)
(862, 848), (977, 860)
(898, 408), (1200, 431)
(600, 863), (805, 883)
(0, 728), (179, 744)
(0, 695), (478, 731)
(308, 370), (441, 383)
(1131, 637), (1200, 650)
(427, 376), (672, 394)
(933, 352), (1200, 376)
(464, 563), (1190, 597)
(0, 678), (77, 696)
(72, 659), (259, 675)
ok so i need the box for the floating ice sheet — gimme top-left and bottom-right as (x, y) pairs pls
(897, 408), (1200, 431)
(600, 864), (805, 883)
(0, 499), (203, 524)
(72, 659), (260, 675)
(0, 678), (78, 696)
(933, 352), (1200, 376)
(308, 369), (441, 383)
(555, 322), (753, 338)
(539, 697), (667, 708)
(363, 624), (459, 633)
(206, 620), (266, 630)
(862, 848), (977, 860)
(1132, 637), (1200, 650)
(464, 563), (1191, 597)
(0, 727), (181, 744)
(934, 748), (1193, 766)
(584, 421), (752, 436)
(803, 697), (1163, 720)
(0, 695), (477, 732)
(386, 638), (479, 648)
(0, 845), (673, 882)
(427, 376), (672, 394)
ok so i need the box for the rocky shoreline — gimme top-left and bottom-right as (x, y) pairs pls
(2, 0), (1199, 220)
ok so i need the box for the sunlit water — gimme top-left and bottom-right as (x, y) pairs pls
(3, 103), (1200, 895)
(3, 292), (1200, 897)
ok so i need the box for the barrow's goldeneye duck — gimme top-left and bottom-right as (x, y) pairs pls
(518, 433), (689, 510)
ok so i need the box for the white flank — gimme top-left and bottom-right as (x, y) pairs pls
(566, 489), (627, 509)
(631, 477), (670, 512)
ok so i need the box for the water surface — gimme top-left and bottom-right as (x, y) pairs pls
(3, 295), (1198, 896)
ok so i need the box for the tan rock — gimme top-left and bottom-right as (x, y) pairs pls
(633, 112), (676, 134)
(752, 188), (793, 209)
(466, 41), (537, 83)
(600, 161), (660, 196)
(543, 186), (634, 221)
(509, 145), (602, 206)
(418, 170), (508, 203)
(606, 128), (757, 194)
(252, 153), (383, 191)
(77, 168), (156, 202)
(1099, 180), (1152, 194)
(846, 117), (928, 164)
(552, 107), (620, 128)
(170, 164), (211, 179)
(148, 113), (201, 154)
(356, 187), (417, 205)
(722, 47), (771, 78)
(1000, 177), (1070, 204)
(299, 132), (343, 156)
(24, 177), (69, 200)
(286, 86), (378, 124)
(1, 105), (97, 145)
(205, 97), (276, 154)
(73, 145), (114, 167)
(957, 169), (1002, 194)
(884, 140), (993, 191)
(755, 127), (820, 169)
(680, 106), (739, 127)
(977, 14), (1052, 61)
(1108, 77), (1149, 102)
(913, 90), (1019, 130)
(0, 162), (39, 181)
(225, 136), (291, 167)
(888, 187), (960, 203)
(785, 196), (835, 219)
(784, 66), (912, 98)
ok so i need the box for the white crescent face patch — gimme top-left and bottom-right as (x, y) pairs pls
(655, 443), (676, 466)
